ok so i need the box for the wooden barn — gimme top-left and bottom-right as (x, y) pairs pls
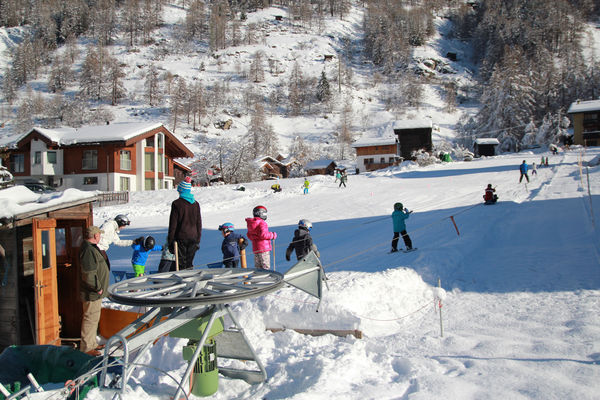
(392, 120), (433, 160)
(304, 159), (337, 176)
(0, 186), (96, 350)
(473, 138), (500, 157)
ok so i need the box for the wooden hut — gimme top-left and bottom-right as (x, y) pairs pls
(0, 186), (97, 350)
(392, 119), (433, 160)
(304, 159), (337, 176)
(473, 138), (500, 157)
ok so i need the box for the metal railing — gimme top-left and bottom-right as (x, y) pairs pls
(94, 191), (129, 207)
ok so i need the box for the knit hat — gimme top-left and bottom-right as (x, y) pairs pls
(177, 176), (192, 193)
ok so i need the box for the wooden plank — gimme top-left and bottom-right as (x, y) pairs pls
(266, 327), (363, 339)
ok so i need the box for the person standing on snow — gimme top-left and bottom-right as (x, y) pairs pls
(286, 219), (320, 261)
(246, 205), (277, 269)
(218, 222), (248, 268)
(391, 202), (413, 252)
(98, 214), (134, 270)
(339, 170), (348, 188)
(303, 178), (310, 194)
(168, 176), (202, 270)
(519, 160), (530, 183)
(531, 162), (537, 176)
(130, 236), (162, 277)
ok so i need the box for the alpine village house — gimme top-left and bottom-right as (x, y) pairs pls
(4, 122), (194, 192)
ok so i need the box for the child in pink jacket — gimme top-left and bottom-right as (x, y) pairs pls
(245, 205), (277, 269)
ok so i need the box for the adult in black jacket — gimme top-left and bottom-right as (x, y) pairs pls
(168, 177), (202, 269)
(286, 219), (320, 261)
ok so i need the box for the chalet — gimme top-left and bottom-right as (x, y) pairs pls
(567, 100), (600, 146)
(473, 138), (500, 157)
(6, 122), (194, 192)
(393, 119), (433, 160)
(255, 156), (284, 180)
(304, 159), (337, 176)
(352, 136), (400, 174)
(0, 186), (97, 350)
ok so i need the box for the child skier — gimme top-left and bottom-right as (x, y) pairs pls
(131, 236), (162, 276)
(219, 222), (248, 268)
(246, 205), (277, 270)
(519, 160), (530, 183)
(285, 219), (321, 261)
(303, 178), (310, 194)
(158, 241), (176, 272)
(391, 202), (413, 252)
(483, 184), (498, 204)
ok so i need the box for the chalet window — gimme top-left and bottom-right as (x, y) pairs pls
(389, 157), (395, 163)
(145, 153), (155, 171)
(47, 151), (57, 164)
(146, 137), (154, 147)
(120, 176), (130, 191)
(380, 157), (385, 163)
(157, 133), (163, 148)
(82, 150), (98, 170)
(145, 178), (155, 190)
(10, 154), (24, 173)
(158, 154), (164, 173)
(34, 151), (41, 164)
(120, 150), (132, 170)
(83, 176), (98, 185)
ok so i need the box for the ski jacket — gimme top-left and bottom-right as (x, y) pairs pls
(221, 232), (248, 261)
(131, 243), (162, 266)
(392, 209), (410, 233)
(245, 217), (277, 253)
(286, 227), (320, 261)
(97, 220), (133, 251)
(79, 240), (109, 301)
(303, 180), (310, 188)
(168, 198), (202, 245)
(520, 163), (528, 173)
(484, 187), (496, 202)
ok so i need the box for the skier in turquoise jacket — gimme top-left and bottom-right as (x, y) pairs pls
(391, 202), (413, 252)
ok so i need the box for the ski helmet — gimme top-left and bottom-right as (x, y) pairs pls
(115, 214), (130, 227)
(298, 219), (312, 230)
(253, 205), (267, 220)
(219, 222), (234, 233)
(487, 184), (492, 188)
(144, 236), (155, 251)
(394, 202), (403, 211)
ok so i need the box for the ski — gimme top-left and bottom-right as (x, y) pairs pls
(403, 248), (418, 253)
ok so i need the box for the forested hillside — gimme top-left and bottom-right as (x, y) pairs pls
(0, 0), (598, 182)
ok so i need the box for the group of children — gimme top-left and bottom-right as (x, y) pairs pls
(123, 204), (322, 276)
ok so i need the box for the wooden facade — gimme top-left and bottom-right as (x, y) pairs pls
(568, 100), (600, 146)
(6, 123), (193, 192)
(0, 195), (95, 350)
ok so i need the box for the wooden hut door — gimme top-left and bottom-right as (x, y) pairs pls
(32, 218), (60, 345)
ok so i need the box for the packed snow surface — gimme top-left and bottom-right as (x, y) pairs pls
(77, 148), (600, 399)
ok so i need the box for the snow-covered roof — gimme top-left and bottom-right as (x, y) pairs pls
(474, 138), (500, 145)
(351, 136), (397, 148)
(567, 100), (600, 114)
(304, 159), (336, 169)
(25, 122), (164, 145)
(392, 119), (433, 130)
(0, 186), (97, 220)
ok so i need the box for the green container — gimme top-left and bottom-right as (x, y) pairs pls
(182, 339), (219, 397)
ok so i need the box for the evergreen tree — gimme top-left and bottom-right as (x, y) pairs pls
(316, 69), (331, 103)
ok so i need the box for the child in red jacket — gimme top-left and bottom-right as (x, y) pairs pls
(245, 205), (277, 269)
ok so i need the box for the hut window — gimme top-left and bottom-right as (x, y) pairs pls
(41, 231), (51, 269)
(10, 154), (24, 173)
(47, 151), (57, 164)
(157, 133), (164, 148)
(146, 137), (154, 147)
(380, 157), (385, 163)
(120, 150), (132, 170)
(34, 151), (41, 164)
(82, 150), (98, 170)
(83, 176), (98, 185)
(56, 228), (66, 257)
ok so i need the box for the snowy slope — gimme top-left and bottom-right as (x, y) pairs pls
(78, 147), (600, 400)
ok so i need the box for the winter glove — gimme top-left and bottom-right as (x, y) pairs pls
(272, 232), (277, 240)
(285, 247), (292, 262)
(168, 241), (175, 254)
(239, 238), (248, 251)
(134, 236), (144, 245)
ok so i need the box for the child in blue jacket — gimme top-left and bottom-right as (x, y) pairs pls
(391, 202), (413, 252)
(131, 236), (162, 276)
(219, 222), (248, 268)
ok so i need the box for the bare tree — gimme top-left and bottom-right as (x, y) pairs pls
(171, 77), (188, 132)
(144, 65), (161, 106)
(106, 56), (126, 105)
(249, 50), (265, 83)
